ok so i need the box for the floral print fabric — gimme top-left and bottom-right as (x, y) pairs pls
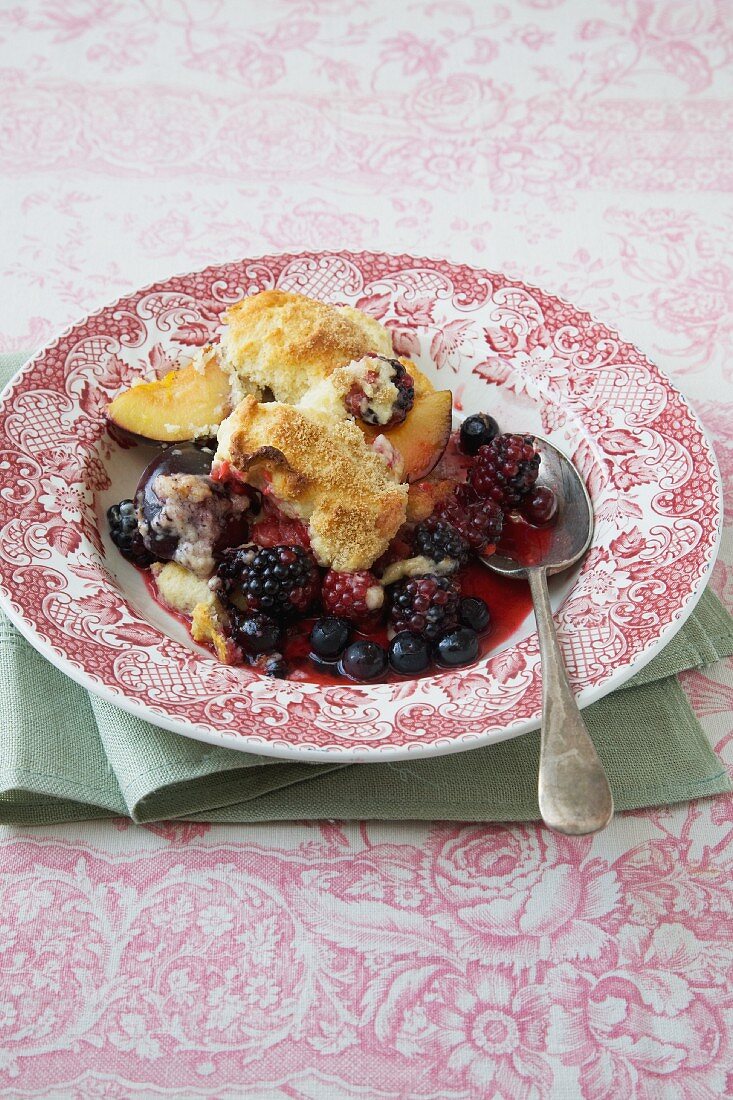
(1, 1), (732, 1096)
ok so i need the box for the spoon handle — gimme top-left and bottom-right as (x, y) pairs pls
(528, 568), (614, 835)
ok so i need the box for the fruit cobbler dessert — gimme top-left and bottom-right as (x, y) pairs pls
(105, 290), (556, 682)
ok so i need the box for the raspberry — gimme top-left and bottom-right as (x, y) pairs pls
(217, 544), (320, 617)
(344, 357), (415, 428)
(411, 517), (470, 567)
(322, 570), (384, 623)
(468, 433), (540, 510)
(251, 518), (311, 550)
(107, 499), (156, 567)
(389, 574), (460, 640)
(434, 483), (503, 553)
(250, 505), (311, 550)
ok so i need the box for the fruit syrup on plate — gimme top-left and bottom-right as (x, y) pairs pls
(108, 411), (559, 685)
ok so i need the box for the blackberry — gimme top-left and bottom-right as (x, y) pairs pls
(344, 357), (415, 428)
(469, 433), (541, 510)
(434, 484), (503, 553)
(322, 570), (384, 623)
(107, 499), (156, 567)
(459, 413), (499, 455)
(382, 358), (415, 427)
(389, 573), (460, 640)
(229, 609), (282, 655)
(217, 544), (320, 617)
(412, 517), (470, 567)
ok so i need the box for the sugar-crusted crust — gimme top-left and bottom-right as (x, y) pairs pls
(216, 396), (408, 572)
(221, 290), (394, 404)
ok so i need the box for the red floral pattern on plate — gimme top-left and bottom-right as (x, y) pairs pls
(0, 251), (721, 759)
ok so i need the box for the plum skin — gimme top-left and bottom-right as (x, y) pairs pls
(134, 443), (234, 561)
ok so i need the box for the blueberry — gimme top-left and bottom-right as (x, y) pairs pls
(230, 610), (282, 655)
(388, 631), (430, 675)
(459, 413), (499, 456)
(434, 626), (479, 668)
(459, 597), (491, 634)
(340, 640), (387, 681)
(310, 616), (351, 660)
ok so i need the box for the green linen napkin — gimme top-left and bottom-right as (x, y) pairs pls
(1, 351), (731, 825)
(1, 591), (731, 825)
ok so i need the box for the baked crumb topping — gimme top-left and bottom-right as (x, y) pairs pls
(220, 289), (394, 404)
(215, 396), (408, 572)
(140, 472), (248, 578)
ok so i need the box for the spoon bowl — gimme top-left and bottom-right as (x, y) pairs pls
(487, 437), (594, 579)
(480, 436), (614, 836)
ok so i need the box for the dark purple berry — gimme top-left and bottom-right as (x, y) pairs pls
(459, 413), (499, 455)
(389, 574), (460, 641)
(107, 499), (156, 567)
(310, 617), (351, 660)
(217, 544), (320, 617)
(381, 358), (415, 427)
(469, 433), (541, 509)
(459, 597), (491, 633)
(434, 484), (504, 554)
(412, 517), (470, 567)
(340, 640), (388, 681)
(229, 610), (282, 655)
(388, 631), (430, 675)
(434, 626), (479, 668)
(520, 486), (558, 527)
(344, 357), (415, 428)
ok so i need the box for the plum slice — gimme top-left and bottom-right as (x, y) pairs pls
(362, 389), (453, 483)
(135, 444), (251, 574)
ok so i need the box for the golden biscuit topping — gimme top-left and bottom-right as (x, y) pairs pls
(215, 396), (408, 572)
(220, 290), (394, 404)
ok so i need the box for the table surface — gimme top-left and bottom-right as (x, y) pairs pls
(2, 1), (733, 1096)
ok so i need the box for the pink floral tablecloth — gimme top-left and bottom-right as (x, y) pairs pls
(2, 2), (733, 1096)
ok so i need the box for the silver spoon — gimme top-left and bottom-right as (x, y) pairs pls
(480, 437), (614, 835)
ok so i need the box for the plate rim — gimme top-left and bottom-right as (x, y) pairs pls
(0, 248), (723, 762)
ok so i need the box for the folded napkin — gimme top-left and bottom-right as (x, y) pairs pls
(1, 583), (731, 826)
(1, 351), (731, 825)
